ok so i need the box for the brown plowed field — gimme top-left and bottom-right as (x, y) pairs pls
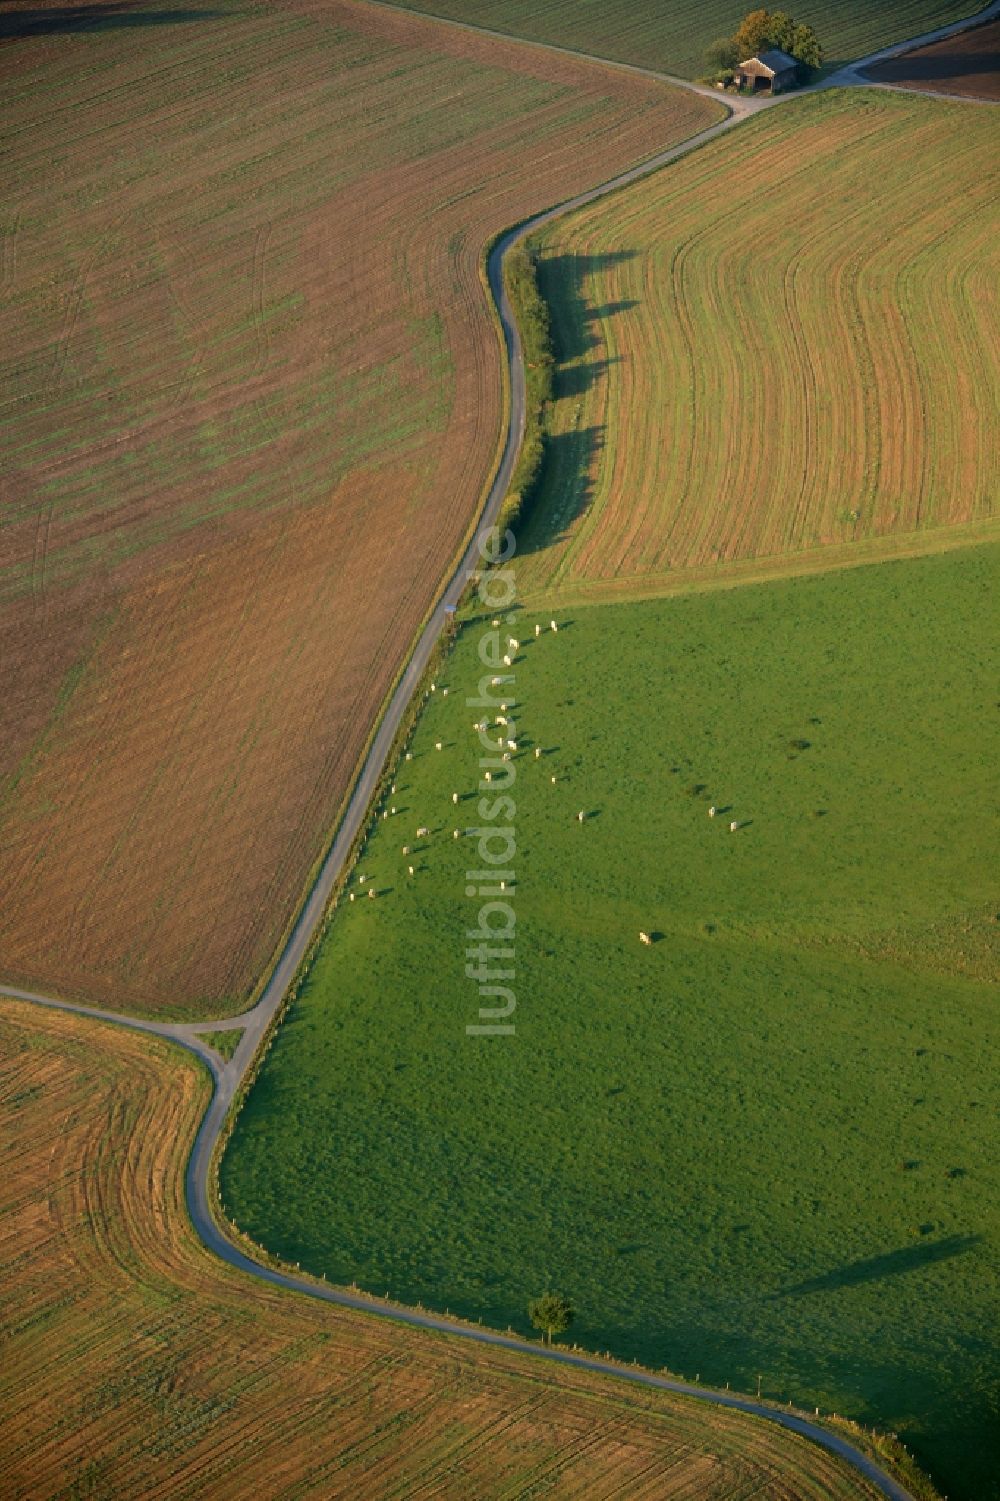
(865, 17), (1000, 99)
(0, 0), (721, 1016)
(0, 998), (889, 1500)
(515, 89), (999, 605)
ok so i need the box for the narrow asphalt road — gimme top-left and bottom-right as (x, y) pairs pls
(6, 6), (996, 1494)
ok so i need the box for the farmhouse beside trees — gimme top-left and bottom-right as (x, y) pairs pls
(705, 8), (822, 88)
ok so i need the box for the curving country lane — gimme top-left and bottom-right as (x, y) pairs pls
(6, 6), (998, 1495)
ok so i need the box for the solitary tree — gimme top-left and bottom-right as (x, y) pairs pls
(528, 1291), (575, 1345)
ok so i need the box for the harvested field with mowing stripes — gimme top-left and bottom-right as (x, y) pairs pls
(513, 90), (999, 606)
(393, 0), (978, 79)
(0, 0), (720, 1018)
(0, 998), (891, 1500)
(865, 16), (1000, 98)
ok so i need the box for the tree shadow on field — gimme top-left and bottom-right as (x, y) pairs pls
(0, 3), (228, 39)
(775, 1233), (981, 1298)
(558, 355), (622, 399)
(537, 251), (638, 366)
(516, 426), (603, 556)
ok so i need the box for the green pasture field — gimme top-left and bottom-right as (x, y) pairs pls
(392, 0), (976, 78)
(223, 542), (1000, 1500)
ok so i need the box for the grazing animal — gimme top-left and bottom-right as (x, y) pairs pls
(349, 893), (355, 903)
(408, 865), (414, 876)
(382, 811), (387, 820)
(368, 888), (375, 899)
(577, 810), (585, 822)
(708, 806), (717, 818)
(509, 638), (519, 651)
(359, 874), (367, 885)
(491, 676), (502, 686)
(503, 654), (512, 667)
(640, 931), (652, 945)
(442, 688), (448, 697)
(453, 829), (460, 839)
(492, 618), (500, 627)
(502, 752), (511, 762)
(550, 775), (557, 784)
(405, 752), (412, 761)
(484, 771), (492, 783)
(391, 806), (397, 815)
(534, 747), (542, 759)
(550, 620), (558, 632)
(535, 623), (541, 637)
(430, 682), (436, 692)
(435, 741), (442, 751)
(452, 792), (459, 804)
(730, 820), (739, 832)
(417, 826), (429, 837)
(402, 845), (409, 855)
(507, 740), (516, 751)
(496, 715), (507, 726)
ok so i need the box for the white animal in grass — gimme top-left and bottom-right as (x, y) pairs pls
(452, 792), (459, 804)
(550, 619), (558, 632)
(417, 826), (430, 837)
(534, 747), (542, 759)
(639, 931), (652, 946)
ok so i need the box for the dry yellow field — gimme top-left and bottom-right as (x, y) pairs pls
(515, 90), (999, 606)
(0, 997), (890, 1500)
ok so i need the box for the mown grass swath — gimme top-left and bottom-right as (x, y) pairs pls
(513, 90), (999, 604)
(0, 0), (720, 1018)
(222, 542), (1000, 1501)
(0, 1000), (893, 1500)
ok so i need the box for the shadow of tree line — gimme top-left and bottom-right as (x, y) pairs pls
(516, 249), (638, 556)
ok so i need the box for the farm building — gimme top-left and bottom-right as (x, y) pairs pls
(735, 48), (799, 92)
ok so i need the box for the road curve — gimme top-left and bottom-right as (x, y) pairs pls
(9, 6), (995, 1492)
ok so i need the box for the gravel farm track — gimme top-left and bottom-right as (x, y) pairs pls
(4, 2), (998, 1495)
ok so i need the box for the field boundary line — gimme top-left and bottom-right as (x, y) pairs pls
(517, 518), (1000, 612)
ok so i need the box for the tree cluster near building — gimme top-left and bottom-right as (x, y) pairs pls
(705, 8), (822, 85)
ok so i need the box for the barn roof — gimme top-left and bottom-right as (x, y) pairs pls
(750, 47), (798, 72)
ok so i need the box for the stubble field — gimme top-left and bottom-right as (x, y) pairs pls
(222, 543), (1000, 1500)
(0, 0), (720, 1017)
(0, 997), (893, 1500)
(512, 89), (999, 607)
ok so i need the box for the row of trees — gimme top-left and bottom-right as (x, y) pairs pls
(705, 8), (822, 80)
